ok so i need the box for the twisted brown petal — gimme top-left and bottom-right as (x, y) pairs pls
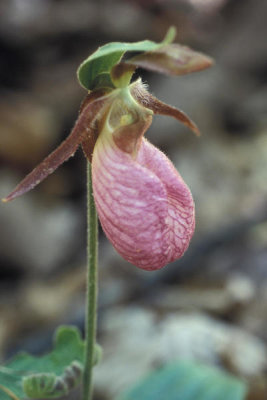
(131, 82), (200, 136)
(2, 91), (110, 202)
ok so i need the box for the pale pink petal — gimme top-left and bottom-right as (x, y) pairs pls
(92, 132), (195, 270)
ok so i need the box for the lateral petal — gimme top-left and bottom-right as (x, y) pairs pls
(131, 82), (200, 136)
(3, 92), (109, 202)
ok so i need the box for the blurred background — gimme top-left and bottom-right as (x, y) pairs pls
(0, 0), (267, 399)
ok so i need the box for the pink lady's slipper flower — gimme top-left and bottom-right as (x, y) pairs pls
(91, 82), (196, 270)
(3, 34), (213, 270)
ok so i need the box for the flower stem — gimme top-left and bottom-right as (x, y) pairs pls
(83, 161), (98, 400)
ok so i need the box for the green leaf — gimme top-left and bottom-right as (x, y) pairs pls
(22, 361), (83, 399)
(0, 326), (99, 399)
(117, 360), (248, 400)
(0, 368), (23, 400)
(7, 326), (85, 376)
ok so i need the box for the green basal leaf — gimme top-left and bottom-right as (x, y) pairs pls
(0, 368), (23, 400)
(0, 326), (101, 399)
(117, 360), (248, 400)
(23, 373), (59, 399)
(22, 361), (83, 399)
(7, 326), (85, 376)
(77, 27), (176, 90)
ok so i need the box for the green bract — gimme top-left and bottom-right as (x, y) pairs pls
(77, 27), (176, 90)
(77, 27), (213, 91)
(77, 40), (158, 90)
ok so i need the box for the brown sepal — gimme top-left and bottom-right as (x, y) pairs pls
(2, 91), (110, 202)
(128, 44), (213, 76)
(131, 82), (200, 136)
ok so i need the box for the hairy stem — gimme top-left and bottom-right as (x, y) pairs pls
(83, 162), (98, 400)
